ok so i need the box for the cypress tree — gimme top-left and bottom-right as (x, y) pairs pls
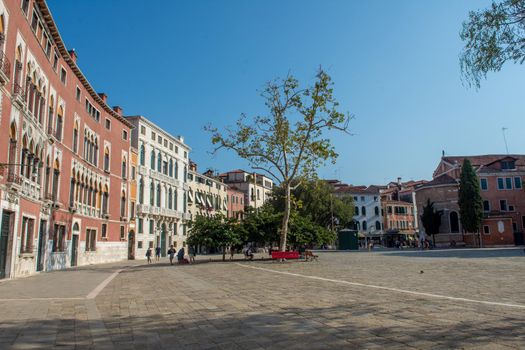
(458, 159), (484, 241)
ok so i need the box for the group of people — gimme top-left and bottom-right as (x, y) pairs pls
(145, 245), (196, 265)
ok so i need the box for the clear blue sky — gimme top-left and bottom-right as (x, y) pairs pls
(47, 0), (525, 185)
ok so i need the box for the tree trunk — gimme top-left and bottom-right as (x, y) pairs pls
(279, 183), (291, 252)
(222, 247), (226, 261)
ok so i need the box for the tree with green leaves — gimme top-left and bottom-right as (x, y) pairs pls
(207, 68), (351, 251)
(420, 199), (442, 245)
(270, 179), (354, 231)
(187, 214), (243, 261)
(460, 0), (525, 88)
(242, 205), (281, 246)
(458, 159), (484, 246)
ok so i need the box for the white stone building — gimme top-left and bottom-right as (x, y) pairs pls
(127, 116), (191, 258)
(219, 170), (273, 209)
(333, 185), (384, 240)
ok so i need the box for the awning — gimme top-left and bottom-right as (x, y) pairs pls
(187, 191), (194, 203)
(196, 193), (203, 205)
(206, 196), (212, 208)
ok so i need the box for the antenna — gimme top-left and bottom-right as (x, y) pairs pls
(502, 127), (509, 154)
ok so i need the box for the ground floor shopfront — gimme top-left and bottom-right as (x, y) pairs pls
(0, 189), (128, 280)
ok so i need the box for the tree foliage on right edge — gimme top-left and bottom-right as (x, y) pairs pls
(458, 159), (484, 235)
(460, 0), (525, 88)
(420, 199), (442, 244)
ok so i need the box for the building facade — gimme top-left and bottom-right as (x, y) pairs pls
(127, 116), (190, 258)
(128, 146), (137, 259)
(219, 170), (273, 209)
(187, 163), (228, 218)
(333, 184), (384, 242)
(416, 154), (525, 247)
(226, 186), (244, 220)
(0, 0), (132, 279)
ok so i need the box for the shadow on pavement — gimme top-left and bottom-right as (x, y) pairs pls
(0, 302), (523, 349)
(384, 248), (525, 259)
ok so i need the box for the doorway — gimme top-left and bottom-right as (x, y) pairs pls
(128, 230), (135, 260)
(0, 211), (13, 279)
(36, 219), (46, 271)
(160, 223), (167, 257)
(71, 234), (78, 267)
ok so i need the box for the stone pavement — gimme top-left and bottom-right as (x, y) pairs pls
(0, 248), (524, 349)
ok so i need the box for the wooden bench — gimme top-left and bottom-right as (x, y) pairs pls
(304, 250), (318, 261)
(271, 251), (300, 260)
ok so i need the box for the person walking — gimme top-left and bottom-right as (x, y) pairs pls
(188, 245), (196, 264)
(167, 245), (176, 265)
(155, 246), (161, 261)
(146, 247), (153, 264)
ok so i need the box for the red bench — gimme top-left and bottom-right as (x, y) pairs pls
(271, 251), (300, 260)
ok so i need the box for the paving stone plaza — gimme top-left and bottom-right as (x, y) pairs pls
(0, 248), (524, 349)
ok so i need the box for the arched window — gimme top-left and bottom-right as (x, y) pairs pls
(150, 150), (155, 170)
(173, 190), (178, 210)
(140, 144), (145, 166)
(52, 159), (60, 202)
(361, 206), (366, 216)
(168, 188), (173, 209)
(374, 206), (379, 216)
(175, 160), (179, 179)
(120, 191), (126, 217)
(156, 184), (161, 207)
(450, 211), (459, 233)
(20, 136), (27, 176)
(150, 182), (155, 205)
(157, 152), (162, 172)
(55, 106), (63, 141)
(362, 221), (367, 231)
(47, 95), (54, 135)
(8, 123), (17, 177)
(72, 121), (79, 153)
(102, 185), (109, 215)
(138, 178), (144, 204)
(122, 157), (127, 179)
(94, 138), (99, 166)
(169, 159), (173, 177)
(104, 147), (110, 172)
(69, 176), (75, 208)
(375, 221), (381, 230)
(355, 206), (359, 216)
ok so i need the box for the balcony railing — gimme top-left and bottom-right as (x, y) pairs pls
(5, 168), (23, 187)
(0, 50), (11, 85)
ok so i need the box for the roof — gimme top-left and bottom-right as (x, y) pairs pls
(334, 185), (380, 195)
(416, 174), (458, 190)
(36, 0), (133, 129)
(441, 155), (525, 168)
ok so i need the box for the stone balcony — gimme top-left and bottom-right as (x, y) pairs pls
(20, 177), (41, 201)
(137, 204), (185, 220)
(138, 165), (185, 189)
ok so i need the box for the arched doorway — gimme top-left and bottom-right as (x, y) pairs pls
(71, 222), (79, 267)
(450, 211), (459, 233)
(160, 223), (167, 257)
(128, 230), (135, 260)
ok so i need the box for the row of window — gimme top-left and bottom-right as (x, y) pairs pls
(355, 206), (380, 217)
(138, 178), (180, 210)
(136, 218), (187, 236)
(141, 127), (188, 157)
(483, 199), (515, 212)
(139, 144), (184, 179)
(480, 177), (522, 191)
(352, 196), (378, 202)
(354, 220), (382, 231)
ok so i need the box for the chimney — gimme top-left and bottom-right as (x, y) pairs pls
(189, 161), (197, 172)
(112, 106), (123, 116)
(68, 49), (77, 63)
(397, 177), (402, 185)
(98, 93), (107, 103)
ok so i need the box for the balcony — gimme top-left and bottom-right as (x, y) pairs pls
(12, 82), (26, 108)
(0, 50), (10, 85)
(4, 168), (23, 190)
(137, 204), (184, 219)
